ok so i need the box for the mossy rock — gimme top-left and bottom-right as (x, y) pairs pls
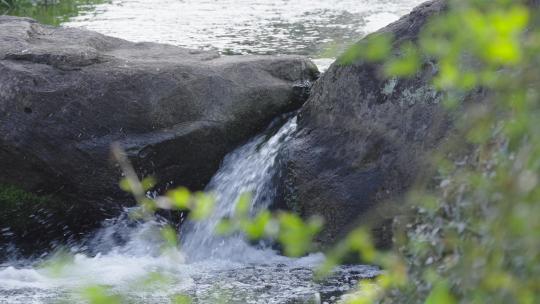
(0, 183), (55, 207)
(0, 184), (81, 257)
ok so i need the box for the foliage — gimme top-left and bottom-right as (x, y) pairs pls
(1, 0), (109, 26)
(334, 0), (540, 303)
(0, 183), (53, 207)
(0, 183), (62, 234)
(0, 0), (23, 8)
(78, 285), (122, 304)
(215, 192), (323, 257)
(54, 144), (324, 303)
(112, 143), (324, 260)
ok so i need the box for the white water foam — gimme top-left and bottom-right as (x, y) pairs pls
(180, 117), (297, 262)
(0, 117), (378, 303)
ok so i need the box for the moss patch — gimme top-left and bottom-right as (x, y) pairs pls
(0, 184), (65, 243)
(0, 184), (55, 208)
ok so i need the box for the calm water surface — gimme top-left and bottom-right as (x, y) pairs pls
(62, 0), (424, 58)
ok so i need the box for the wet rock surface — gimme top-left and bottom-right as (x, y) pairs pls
(280, 0), (450, 247)
(0, 16), (318, 253)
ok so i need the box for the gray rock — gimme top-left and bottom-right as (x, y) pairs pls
(279, 0), (450, 248)
(0, 16), (318, 252)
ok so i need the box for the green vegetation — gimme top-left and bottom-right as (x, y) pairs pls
(0, 183), (63, 240)
(0, 183), (50, 205)
(112, 143), (325, 259)
(1, 0), (109, 26)
(332, 0), (540, 303)
(0, 0), (22, 8)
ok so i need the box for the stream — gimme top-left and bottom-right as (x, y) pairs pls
(1, 0), (424, 303)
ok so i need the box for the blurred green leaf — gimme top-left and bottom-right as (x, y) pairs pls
(141, 176), (157, 191)
(119, 177), (132, 193)
(161, 225), (178, 248)
(347, 229), (376, 262)
(278, 213), (322, 257)
(243, 210), (271, 240)
(384, 42), (420, 77)
(172, 294), (193, 304)
(168, 187), (191, 210)
(80, 285), (121, 304)
(215, 218), (234, 235)
(235, 192), (252, 217)
(38, 250), (74, 278)
(425, 281), (456, 304)
(338, 33), (393, 65)
(189, 192), (214, 220)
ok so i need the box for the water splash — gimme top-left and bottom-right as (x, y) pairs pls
(181, 116), (297, 262)
(0, 116), (380, 303)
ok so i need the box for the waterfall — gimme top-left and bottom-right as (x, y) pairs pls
(181, 116), (297, 262)
(0, 115), (379, 304)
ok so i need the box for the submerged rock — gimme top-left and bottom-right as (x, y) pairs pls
(280, 0), (449, 248)
(0, 16), (318, 254)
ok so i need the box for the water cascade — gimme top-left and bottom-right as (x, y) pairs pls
(181, 116), (296, 262)
(0, 117), (378, 304)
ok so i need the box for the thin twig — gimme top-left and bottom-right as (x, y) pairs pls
(110, 142), (146, 205)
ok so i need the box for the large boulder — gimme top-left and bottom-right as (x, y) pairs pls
(279, 0), (450, 248)
(0, 16), (318, 253)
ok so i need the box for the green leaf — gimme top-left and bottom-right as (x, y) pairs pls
(338, 33), (393, 65)
(485, 37), (521, 65)
(235, 192), (252, 217)
(80, 285), (121, 304)
(278, 214), (322, 257)
(38, 250), (74, 278)
(141, 176), (157, 191)
(119, 178), (132, 193)
(243, 211), (271, 240)
(215, 219), (234, 235)
(425, 281), (456, 304)
(347, 229), (376, 262)
(363, 34), (393, 62)
(161, 225), (178, 248)
(189, 192), (214, 220)
(167, 187), (191, 210)
(384, 42), (420, 77)
(172, 294), (193, 304)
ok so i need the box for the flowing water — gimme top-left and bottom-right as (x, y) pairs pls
(64, 0), (422, 57)
(1, 0), (425, 303)
(0, 116), (379, 303)
(180, 117), (298, 262)
(10, 0), (425, 70)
